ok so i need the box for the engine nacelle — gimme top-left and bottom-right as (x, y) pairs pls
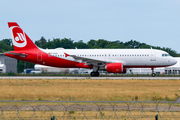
(105, 63), (126, 73)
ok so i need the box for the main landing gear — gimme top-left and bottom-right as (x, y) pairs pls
(90, 71), (100, 77)
(90, 66), (100, 77)
(151, 68), (156, 77)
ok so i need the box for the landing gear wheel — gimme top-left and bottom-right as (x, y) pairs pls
(152, 73), (156, 77)
(90, 72), (100, 77)
(90, 72), (95, 76)
(96, 72), (99, 76)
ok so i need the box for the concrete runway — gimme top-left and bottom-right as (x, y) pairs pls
(0, 76), (180, 79)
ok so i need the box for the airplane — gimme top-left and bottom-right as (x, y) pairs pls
(5, 22), (177, 77)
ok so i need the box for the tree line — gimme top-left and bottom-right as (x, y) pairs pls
(0, 37), (179, 72)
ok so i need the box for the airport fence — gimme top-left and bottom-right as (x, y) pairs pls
(0, 101), (179, 120)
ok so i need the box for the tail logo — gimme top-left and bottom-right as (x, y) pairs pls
(15, 33), (25, 42)
(10, 26), (27, 48)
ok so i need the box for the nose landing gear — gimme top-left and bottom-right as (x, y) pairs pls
(151, 67), (156, 77)
(152, 72), (156, 77)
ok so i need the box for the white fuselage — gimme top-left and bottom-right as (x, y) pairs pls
(41, 48), (177, 68)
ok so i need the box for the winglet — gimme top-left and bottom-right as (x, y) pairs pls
(64, 53), (69, 58)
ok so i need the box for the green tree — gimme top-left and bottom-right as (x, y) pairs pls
(139, 43), (151, 48)
(35, 36), (47, 48)
(17, 60), (35, 73)
(125, 40), (140, 48)
(0, 40), (13, 52)
(87, 39), (97, 48)
(96, 39), (108, 48)
(74, 40), (89, 49)
(53, 38), (61, 48)
(46, 39), (55, 49)
(2, 39), (12, 46)
(60, 38), (74, 49)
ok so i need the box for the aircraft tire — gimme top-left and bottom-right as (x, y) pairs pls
(90, 72), (100, 77)
(152, 73), (156, 77)
(90, 72), (95, 77)
(96, 72), (100, 76)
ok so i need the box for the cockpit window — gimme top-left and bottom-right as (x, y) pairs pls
(162, 54), (170, 57)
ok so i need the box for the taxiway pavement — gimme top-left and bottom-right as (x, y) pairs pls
(0, 76), (180, 80)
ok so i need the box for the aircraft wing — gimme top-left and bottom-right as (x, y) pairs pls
(64, 53), (106, 65)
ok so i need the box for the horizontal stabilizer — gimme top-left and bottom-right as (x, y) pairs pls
(6, 52), (28, 57)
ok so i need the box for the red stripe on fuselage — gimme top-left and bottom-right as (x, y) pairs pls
(5, 50), (93, 69)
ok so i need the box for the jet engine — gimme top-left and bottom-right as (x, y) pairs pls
(105, 63), (126, 73)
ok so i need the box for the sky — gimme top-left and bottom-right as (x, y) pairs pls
(0, 0), (180, 52)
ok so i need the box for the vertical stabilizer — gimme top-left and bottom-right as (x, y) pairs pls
(8, 22), (38, 51)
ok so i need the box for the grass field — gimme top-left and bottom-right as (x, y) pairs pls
(0, 79), (179, 101)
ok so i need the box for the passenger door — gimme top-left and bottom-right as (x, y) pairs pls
(150, 50), (156, 61)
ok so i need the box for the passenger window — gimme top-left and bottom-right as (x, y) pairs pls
(162, 54), (164, 57)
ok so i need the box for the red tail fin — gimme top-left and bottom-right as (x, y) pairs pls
(8, 22), (38, 51)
